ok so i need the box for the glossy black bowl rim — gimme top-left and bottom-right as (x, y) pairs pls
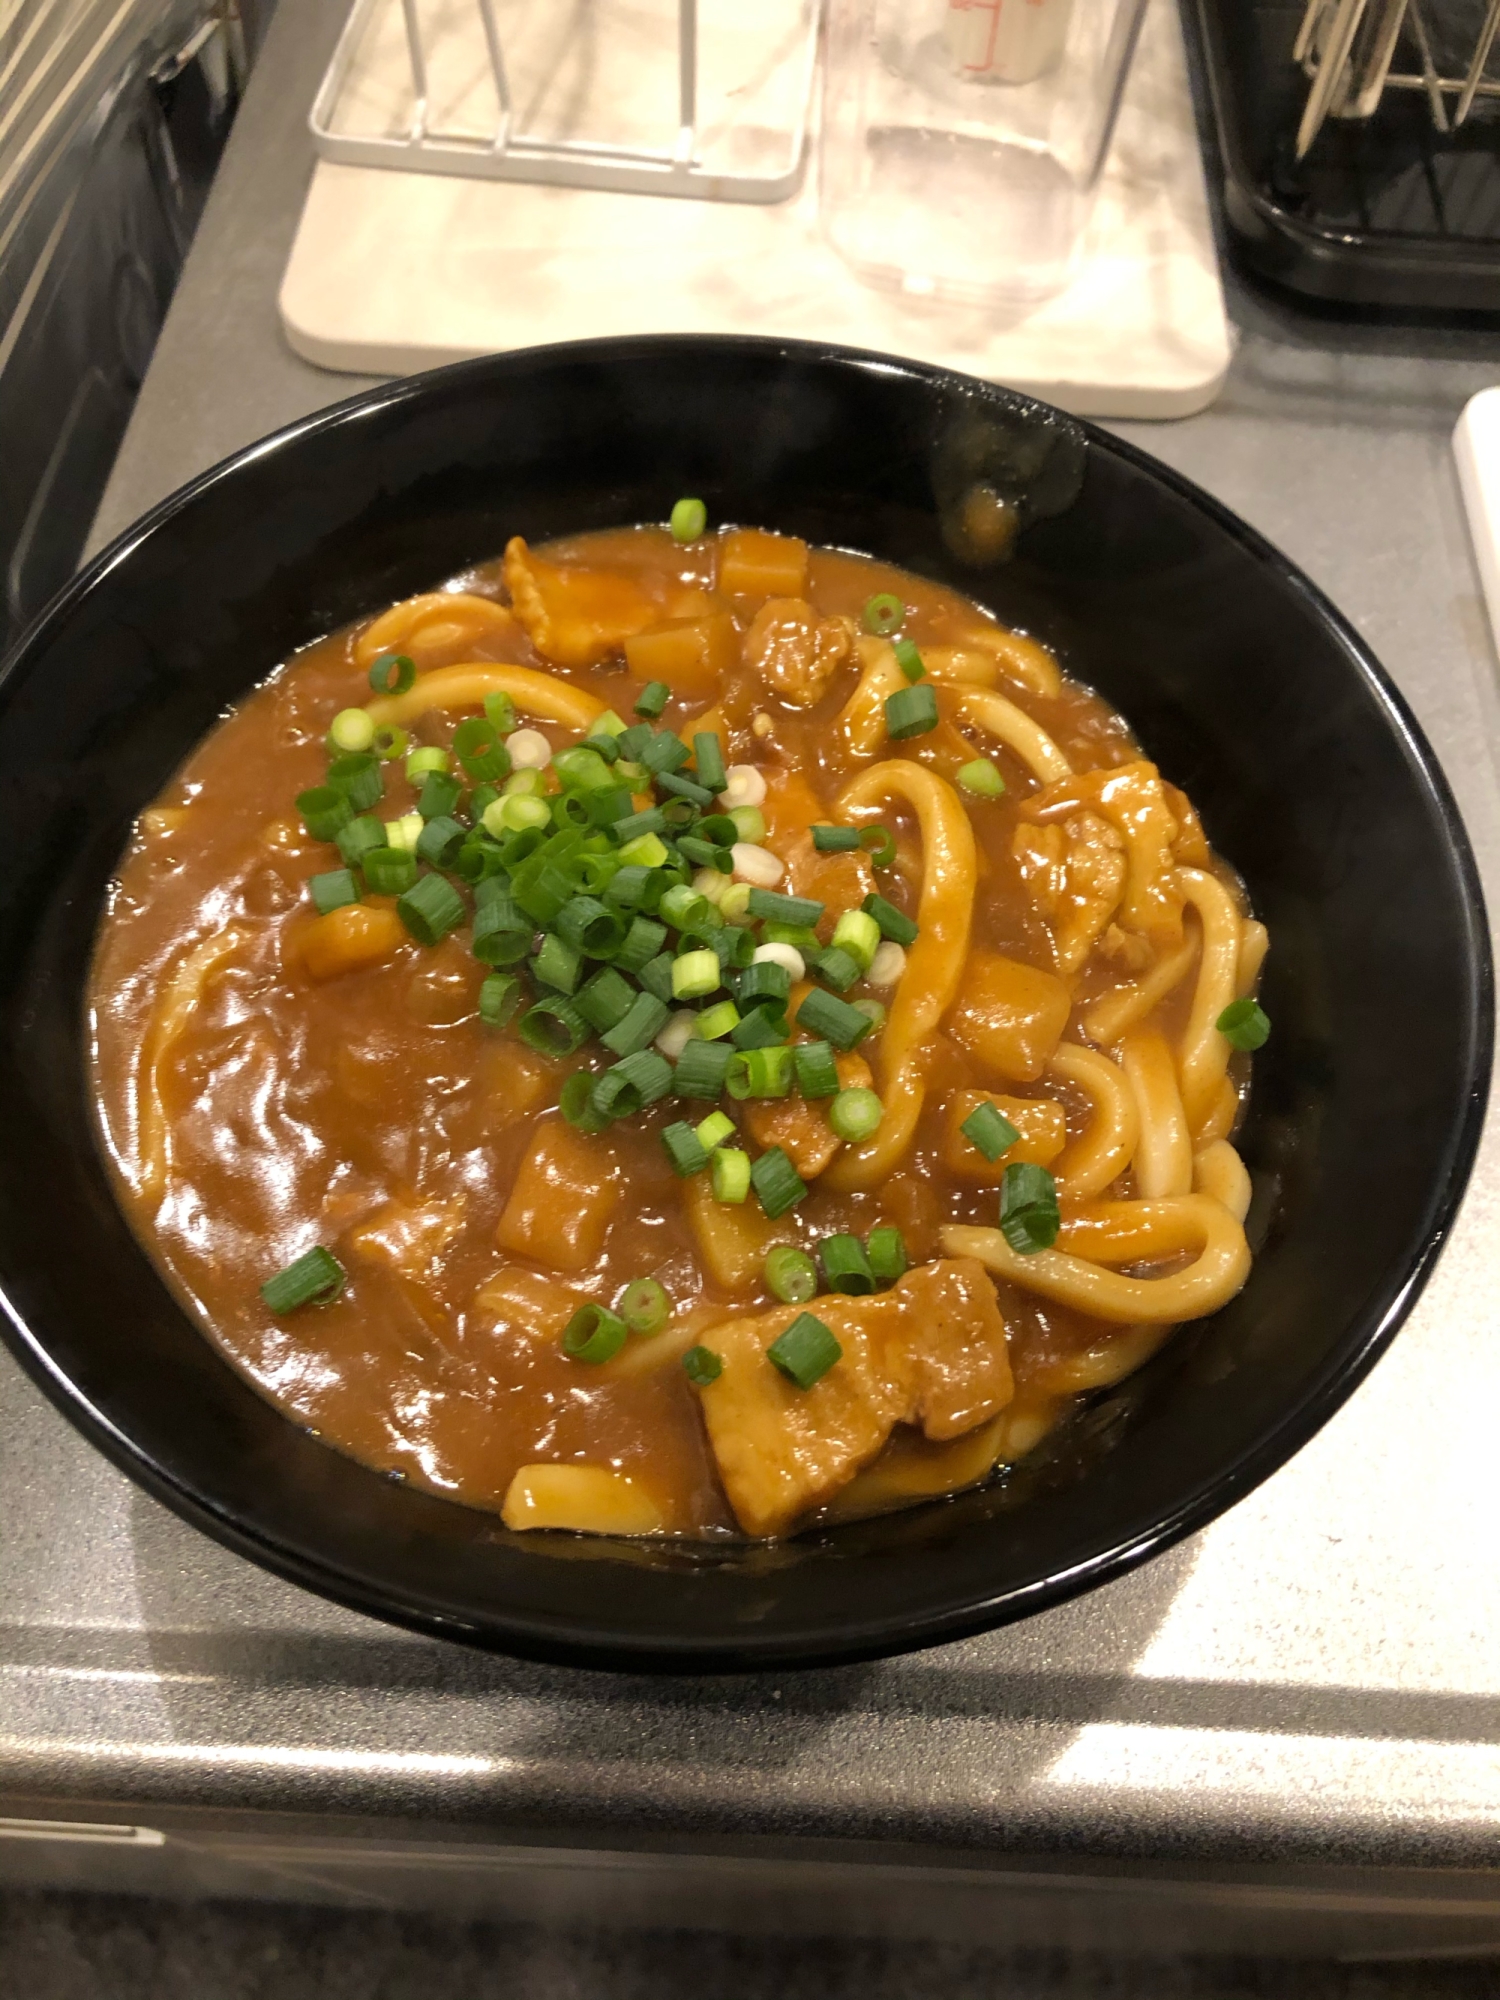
(0, 333), (1491, 1672)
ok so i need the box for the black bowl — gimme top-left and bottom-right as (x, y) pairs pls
(0, 337), (1488, 1671)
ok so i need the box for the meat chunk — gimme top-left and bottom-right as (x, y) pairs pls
(697, 1258), (1013, 1536)
(502, 537), (659, 667)
(1020, 760), (1184, 948)
(743, 598), (855, 708)
(741, 1053), (873, 1178)
(1012, 810), (1126, 974)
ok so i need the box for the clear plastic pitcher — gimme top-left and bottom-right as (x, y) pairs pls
(820, 0), (1151, 305)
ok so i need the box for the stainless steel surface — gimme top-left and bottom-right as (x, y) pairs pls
(6, 0), (1500, 1902)
(309, 0), (820, 202)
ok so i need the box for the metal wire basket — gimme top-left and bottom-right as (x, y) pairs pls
(1295, 0), (1500, 156)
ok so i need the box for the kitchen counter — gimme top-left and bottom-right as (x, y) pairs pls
(7, 0), (1500, 1955)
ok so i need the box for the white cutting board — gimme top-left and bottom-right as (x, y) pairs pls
(279, 0), (1232, 419)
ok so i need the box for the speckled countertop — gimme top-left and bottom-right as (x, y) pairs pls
(7, 0), (1500, 1920)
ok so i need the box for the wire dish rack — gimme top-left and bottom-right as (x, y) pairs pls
(310, 0), (822, 201)
(1294, 0), (1500, 155)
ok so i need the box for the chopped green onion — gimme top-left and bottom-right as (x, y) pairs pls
(693, 732), (727, 792)
(858, 825), (897, 868)
(260, 1245), (346, 1314)
(812, 824), (860, 853)
(511, 856), (577, 927)
(504, 768), (546, 798)
(853, 998), (886, 1032)
(746, 888), (824, 928)
(661, 1121), (710, 1177)
(719, 882), (755, 924)
(614, 808), (668, 847)
(310, 868), (360, 915)
(417, 770), (464, 821)
(751, 1145), (806, 1219)
(761, 919), (820, 953)
(711, 1147), (751, 1204)
(640, 731), (691, 776)
(384, 811), (424, 855)
(999, 1162), (1061, 1255)
(371, 724), (409, 763)
(560, 1068), (611, 1132)
(454, 717), (510, 782)
(675, 1037), (735, 1099)
(562, 1303), (628, 1365)
(614, 915), (669, 974)
(335, 813), (385, 869)
(660, 884), (718, 934)
(796, 987), (874, 1052)
(866, 1225), (908, 1284)
(601, 990), (671, 1057)
(793, 1040), (840, 1099)
(469, 783), (502, 824)
(327, 753), (384, 811)
(396, 871), (466, 945)
(862, 592), (905, 637)
(484, 690), (518, 735)
(767, 1311), (841, 1388)
(297, 785), (354, 843)
(670, 496), (708, 543)
(617, 722), (655, 762)
(884, 683), (938, 738)
(658, 771), (715, 809)
(862, 892), (919, 947)
(672, 949), (721, 1001)
(593, 1048), (674, 1117)
(549, 746), (612, 794)
(727, 1045), (794, 1100)
(329, 707), (375, 754)
(962, 1100), (1021, 1162)
(699, 814), (738, 848)
(478, 973), (524, 1028)
(621, 1276), (670, 1334)
(729, 1007), (789, 1051)
(497, 827), (546, 870)
(765, 1246), (818, 1305)
(604, 864), (652, 911)
(368, 653), (416, 695)
(714, 924), (756, 970)
(617, 832), (671, 870)
(581, 733), (621, 765)
(415, 814), (466, 869)
(735, 960), (791, 1013)
(1217, 998), (1271, 1051)
(831, 909), (880, 972)
(361, 845), (418, 895)
(679, 836), (730, 871)
(829, 1088), (883, 1144)
(893, 637), (925, 683)
(584, 787), (634, 829)
(957, 759), (1006, 799)
(634, 681), (670, 719)
(695, 1109), (736, 1151)
(812, 946), (861, 993)
(519, 997), (588, 1057)
(534, 932), (582, 994)
(683, 1344), (723, 1386)
(820, 1233), (876, 1295)
(728, 805), (767, 844)
(575, 967), (637, 1032)
(548, 790), (592, 830)
(489, 794), (550, 835)
(456, 836), (506, 885)
(637, 953), (678, 1004)
(557, 896), (627, 957)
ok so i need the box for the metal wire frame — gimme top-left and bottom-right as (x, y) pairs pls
(310, 0), (821, 202)
(1295, 0), (1500, 156)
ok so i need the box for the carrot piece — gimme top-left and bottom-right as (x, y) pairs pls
(623, 613), (738, 695)
(298, 903), (407, 982)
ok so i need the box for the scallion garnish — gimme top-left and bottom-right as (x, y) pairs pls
(368, 653), (416, 695)
(699, 814), (738, 848)
(746, 888), (824, 928)
(637, 953), (678, 1004)
(415, 813), (466, 870)
(297, 785), (354, 843)
(593, 1048), (674, 1118)
(811, 824), (861, 852)
(670, 496), (708, 543)
(621, 1276), (670, 1334)
(792, 1040), (839, 1099)
(659, 771), (716, 809)
(682, 1344), (723, 1386)
(862, 592), (905, 637)
(811, 945), (861, 994)
(957, 759), (1006, 799)
(575, 966), (636, 1032)
(893, 637), (925, 683)
(884, 682), (938, 738)
(866, 1225), (908, 1283)
(671, 949), (721, 1001)
(335, 813), (385, 869)
(765, 1245), (818, 1305)
(556, 895), (626, 957)
(519, 996), (588, 1057)
(534, 931), (583, 994)
(634, 680), (670, 718)
(674, 1037), (734, 1099)
(562, 1302), (628, 1364)
(328, 707), (375, 754)
(661, 1121), (710, 1177)
(767, 1311), (841, 1388)
(371, 724), (409, 763)
(416, 769), (464, 821)
(693, 732), (727, 793)
(479, 973), (524, 1028)
(639, 730), (691, 776)
(795, 987), (874, 1052)
(695, 1109), (735, 1151)
(999, 1162), (1061, 1255)
(862, 892), (919, 947)
(613, 915), (669, 975)
(750, 1145), (806, 1219)
(831, 909), (880, 971)
(327, 753), (384, 811)
(361, 845), (418, 896)
(829, 1087), (883, 1143)
(1217, 998), (1271, 1051)
(962, 1100), (1021, 1162)
(736, 961), (792, 1014)
(728, 1007), (788, 1051)
(560, 1068), (611, 1131)
(727, 1045), (794, 1101)
(710, 1146), (751, 1204)
(454, 716), (511, 782)
(819, 1233), (876, 1295)
(310, 868), (360, 915)
(260, 1246), (346, 1314)
(396, 871), (466, 945)
(858, 825), (897, 868)
(600, 991), (671, 1057)
(484, 690), (517, 735)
